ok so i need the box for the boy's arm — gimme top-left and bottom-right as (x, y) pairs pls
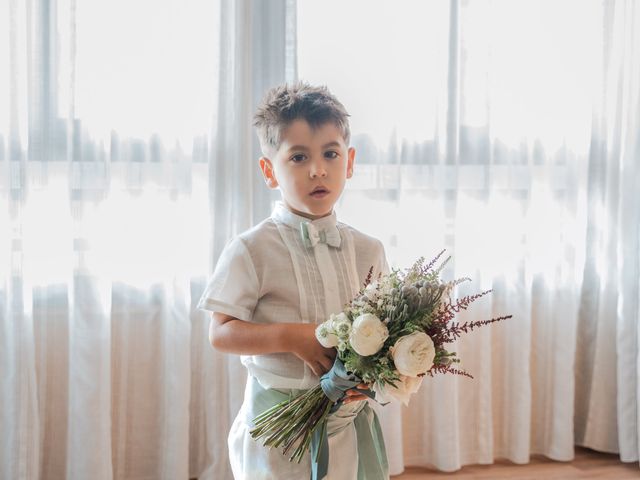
(209, 312), (336, 376)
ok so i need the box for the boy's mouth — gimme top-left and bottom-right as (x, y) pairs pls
(310, 186), (330, 198)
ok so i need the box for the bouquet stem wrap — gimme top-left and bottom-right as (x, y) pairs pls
(319, 357), (371, 404)
(311, 358), (387, 480)
(250, 357), (388, 480)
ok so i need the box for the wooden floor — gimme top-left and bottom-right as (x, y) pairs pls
(391, 447), (639, 479)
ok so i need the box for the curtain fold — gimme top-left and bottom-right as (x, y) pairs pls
(195, 2), (294, 479)
(1, 1), (639, 479)
(574, 0), (640, 461)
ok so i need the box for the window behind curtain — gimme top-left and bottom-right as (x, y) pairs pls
(296, 0), (601, 280)
(1, 0), (220, 287)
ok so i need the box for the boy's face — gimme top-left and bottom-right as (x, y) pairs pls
(259, 119), (355, 219)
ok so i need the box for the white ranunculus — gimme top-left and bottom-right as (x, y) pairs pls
(349, 314), (389, 356)
(315, 320), (339, 348)
(331, 312), (352, 339)
(372, 375), (423, 406)
(390, 332), (435, 377)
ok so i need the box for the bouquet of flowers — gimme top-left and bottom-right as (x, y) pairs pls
(250, 250), (512, 464)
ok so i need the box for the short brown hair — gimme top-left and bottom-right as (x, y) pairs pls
(253, 81), (351, 155)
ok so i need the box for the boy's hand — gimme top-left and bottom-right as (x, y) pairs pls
(288, 324), (337, 377)
(344, 383), (369, 404)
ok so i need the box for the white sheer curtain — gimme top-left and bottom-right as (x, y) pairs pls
(0, 0), (293, 478)
(298, 0), (639, 474)
(2, 1), (639, 480)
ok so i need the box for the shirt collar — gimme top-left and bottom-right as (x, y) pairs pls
(271, 201), (338, 231)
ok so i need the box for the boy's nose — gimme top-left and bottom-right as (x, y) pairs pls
(309, 162), (327, 178)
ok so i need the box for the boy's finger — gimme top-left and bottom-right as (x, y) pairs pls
(344, 394), (367, 404)
(345, 389), (366, 397)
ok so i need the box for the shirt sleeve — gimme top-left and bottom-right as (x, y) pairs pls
(196, 237), (260, 321)
(376, 240), (390, 276)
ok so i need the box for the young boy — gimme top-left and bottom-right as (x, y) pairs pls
(198, 82), (389, 480)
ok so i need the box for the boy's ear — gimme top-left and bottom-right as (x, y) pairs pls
(346, 147), (356, 179)
(259, 157), (279, 188)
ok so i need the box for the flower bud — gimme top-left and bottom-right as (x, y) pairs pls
(315, 321), (339, 348)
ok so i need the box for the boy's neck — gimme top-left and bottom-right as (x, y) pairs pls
(282, 200), (334, 221)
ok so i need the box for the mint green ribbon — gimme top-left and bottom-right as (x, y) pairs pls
(311, 358), (387, 480)
(309, 401), (388, 480)
(300, 221), (342, 248)
(249, 363), (389, 480)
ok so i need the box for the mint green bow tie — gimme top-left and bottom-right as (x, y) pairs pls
(300, 221), (341, 248)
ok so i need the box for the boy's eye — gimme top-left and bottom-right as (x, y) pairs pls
(291, 154), (306, 163)
(325, 151), (338, 159)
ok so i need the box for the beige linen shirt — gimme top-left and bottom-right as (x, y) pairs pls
(198, 201), (388, 390)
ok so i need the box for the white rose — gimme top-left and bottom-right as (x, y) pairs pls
(349, 314), (389, 356)
(372, 375), (423, 406)
(390, 332), (435, 377)
(331, 312), (352, 339)
(315, 320), (339, 348)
